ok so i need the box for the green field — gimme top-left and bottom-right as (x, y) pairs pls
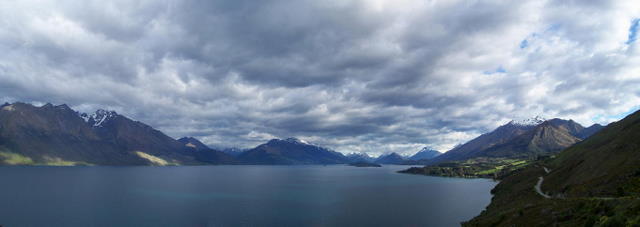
(400, 158), (533, 179)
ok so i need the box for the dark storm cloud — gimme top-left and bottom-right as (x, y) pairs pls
(0, 0), (639, 155)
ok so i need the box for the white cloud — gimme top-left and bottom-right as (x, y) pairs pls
(0, 0), (639, 155)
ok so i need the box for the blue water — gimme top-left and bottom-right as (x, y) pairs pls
(0, 165), (496, 227)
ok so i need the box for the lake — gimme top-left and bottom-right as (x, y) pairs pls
(0, 165), (496, 227)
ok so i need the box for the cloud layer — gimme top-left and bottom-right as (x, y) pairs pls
(1, 0), (639, 155)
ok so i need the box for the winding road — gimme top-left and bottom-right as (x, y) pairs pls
(535, 176), (552, 198)
(534, 166), (619, 200)
(534, 166), (552, 199)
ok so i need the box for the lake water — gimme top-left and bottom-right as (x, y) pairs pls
(0, 165), (496, 227)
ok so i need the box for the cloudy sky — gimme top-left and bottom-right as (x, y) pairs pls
(1, 0), (639, 156)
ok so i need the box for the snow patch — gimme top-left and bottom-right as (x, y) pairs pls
(284, 137), (311, 145)
(510, 116), (546, 126)
(418, 147), (438, 153)
(78, 109), (118, 127)
(79, 113), (90, 123)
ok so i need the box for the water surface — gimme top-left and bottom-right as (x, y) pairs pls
(0, 165), (496, 226)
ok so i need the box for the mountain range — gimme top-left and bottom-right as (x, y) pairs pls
(365, 148), (443, 165)
(236, 138), (349, 164)
(427, 117), (603, 164)
(0, 102), (454, 166)
(0, 102), (361, 166)
(0, 102), (605, 167)
(0, 102), (232, 166)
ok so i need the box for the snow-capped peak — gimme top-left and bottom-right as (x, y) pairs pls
(418, 147), (437, 153)
(79, 109), (118, 127)
(510, 116), (546, 126)
(284, 137), (311, 145)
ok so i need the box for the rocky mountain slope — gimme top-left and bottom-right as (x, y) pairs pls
(429, 118), (603, 164)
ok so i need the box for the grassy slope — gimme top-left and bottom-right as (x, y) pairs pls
(544, 110), (640, 197)
(0, 150), (35, 165)
(0, 147), (91, 166)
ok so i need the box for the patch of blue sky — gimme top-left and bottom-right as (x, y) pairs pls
(483, 66), (506, 75)
(519, 39), (528, 49)
(545, 23), (561, 32)
(519, 24), (560, 51)
(520, 32), (539, 49)
(591, 105), (640, 123)
(626, 18), (639, 45)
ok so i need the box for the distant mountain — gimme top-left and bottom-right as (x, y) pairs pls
(0, 103), (351, 166)
(375, 152), (407, 164)
(408, 147), (441, 161)
(346, 152), (376, 163)
(0, 102), (227, 166)
(471, 120), (582, 159)
(220, 148), (247, 157)
(429, 120), (537, 163)
(237, 138), (348, 165)
(466, 110), (640, 226)
(577, 123), (604, 139)
(545, 118), (603, 140)
(430, 118), (604, 164)
(177, 137), (236, 164)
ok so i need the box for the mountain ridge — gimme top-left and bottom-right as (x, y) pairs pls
(0, 102), (227, 165)
(346, 152), (376, 163)
(375, 152), (407, 164)
(408, 147), (441, 161)
(236, 138), (349, 165)
(0, 102), (609, 167)
(429, 118), (603, 164)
